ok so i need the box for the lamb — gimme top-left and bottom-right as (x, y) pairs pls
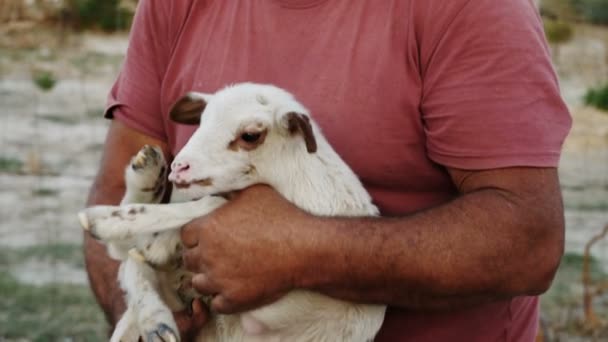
(79, 83), (386, 341)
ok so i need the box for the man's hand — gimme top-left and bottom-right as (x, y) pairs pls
(181, 185), (313, 314)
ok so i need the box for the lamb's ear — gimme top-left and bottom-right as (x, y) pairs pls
(281, 112), (317, 153)
(169, 92), (211, 125)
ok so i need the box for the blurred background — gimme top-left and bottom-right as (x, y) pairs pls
(0, 0), (607, 341)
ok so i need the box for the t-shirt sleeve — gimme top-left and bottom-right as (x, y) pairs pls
(418, 0), (572, 170)
(104, 0), (175, 141)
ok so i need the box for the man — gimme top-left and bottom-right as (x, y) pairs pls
(85, 0), (572, 340)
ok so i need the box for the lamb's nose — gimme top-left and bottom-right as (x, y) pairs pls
(172, 161), (190, 173)
(169, 161), (190, 181)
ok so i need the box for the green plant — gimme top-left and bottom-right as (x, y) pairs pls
(562, 252), (606, 279)
(40, 114), (79, 125)
(584, 83), (608, 111)
(572, 0), (608, 25)
(0, 157), (23, 173)
(543, 0), (608, 25)
(541, 0), (581, 21)
(544, 19), (574, 45)
(32, 71), (57, 92)
(32, 188), (59, 197)
(64, 0), (135, 31)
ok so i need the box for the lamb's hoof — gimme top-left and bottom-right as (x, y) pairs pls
(78, 211), (89, 231)
(128, 248), (147, 263)
(132, 145), (163, 170)
(127, 145), (167, 202)
(145, 323), (179, 342)
(79, 211), (102, 240)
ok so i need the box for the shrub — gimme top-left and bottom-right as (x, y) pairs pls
(584, 83), (608, 111)
(541, 0), (581, 21)
(572, 0), (608, 25)
(543, 19), (574, 45)
(542, 0), (608, 25)
(0, 157), (23, 174)
(63, 0), (134, 31)
(32, 71), (57, 92)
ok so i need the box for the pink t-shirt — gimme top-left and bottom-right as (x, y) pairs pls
(105, 0), (572, 340)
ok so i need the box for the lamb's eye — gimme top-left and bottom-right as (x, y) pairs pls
(241, 132), (261, 143)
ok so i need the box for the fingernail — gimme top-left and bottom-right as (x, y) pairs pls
(192, 299), (202, 314)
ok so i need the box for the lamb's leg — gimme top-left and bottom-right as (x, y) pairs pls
(122, 144), (168, 205)
(110, 307), (139, 342)
(108, 144), (177, 341)
(119, 254), (180, 342)
(79, 196), (226, 241)
(78, 144), (226, 242)
(107, 144), (168, 260)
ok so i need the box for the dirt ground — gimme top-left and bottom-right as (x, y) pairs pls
(0, 24), (607, 340)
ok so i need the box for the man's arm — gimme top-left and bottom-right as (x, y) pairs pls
(306, 166), (563, 310)
(84, 120), (170, 326)
(182, 166), (564, 313)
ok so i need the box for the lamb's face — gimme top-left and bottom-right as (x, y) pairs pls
(167, 83), (317, 198)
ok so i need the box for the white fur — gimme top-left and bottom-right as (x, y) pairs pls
(81, 83), (386, 341)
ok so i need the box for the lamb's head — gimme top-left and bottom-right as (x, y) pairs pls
(168, 83), (318, 197)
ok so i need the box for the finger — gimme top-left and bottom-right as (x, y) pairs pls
(211, 294), (237, 314)
(191, 273), (221, 296)
(174, 299), (209, 340)
(191, 297), (205, 316)
(182, 247), (202, 272)
(180, 221), (200, 248)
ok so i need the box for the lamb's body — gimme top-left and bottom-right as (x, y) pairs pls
(80, 83), (386, 341)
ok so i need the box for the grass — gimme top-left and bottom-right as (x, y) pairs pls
(544, 252), (607, 302)
(0, 157), (23, 173)
(0, 243), (86, 268)
(85, 142), (105, 152)
(40, 114), (81, 125)
(584, 82), (608, 112)
(0, 47), (37, 62)
(562, 252), (606, 281)
(86, 107), (105, 119)
(541, 252), (608, 337)
(0, 243), (107, 341)
(565, 202), (608, 211)
(32, 188), (60, 197)
(32, 71), (57, 92)
(70, 52), (123, 74)
(0, 271), (106, 341)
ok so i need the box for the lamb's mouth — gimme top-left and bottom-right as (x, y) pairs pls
(213, 191), (238, 200)
(171, 178), (236, 200)
(172, 177), (213, 189)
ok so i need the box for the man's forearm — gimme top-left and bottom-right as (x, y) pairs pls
(299, 178), (564, 311)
